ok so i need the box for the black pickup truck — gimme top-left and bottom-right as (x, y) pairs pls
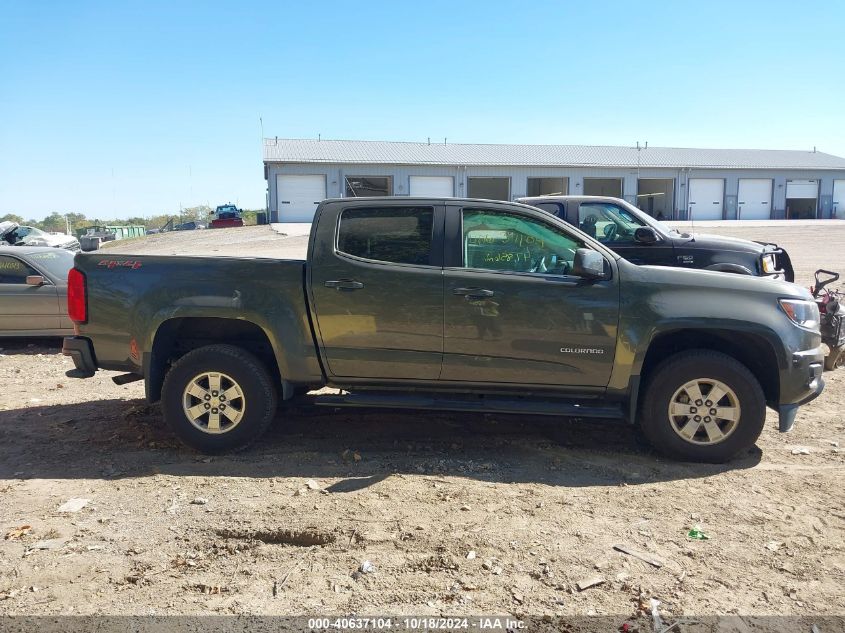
(63, 197), (824, 462)
(519, 195), (794, 281)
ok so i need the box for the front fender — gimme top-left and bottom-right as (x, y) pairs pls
(630, 319), (789, 378)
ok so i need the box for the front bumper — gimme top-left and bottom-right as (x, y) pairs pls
(62, 336), (97, 378)
(777, 351), (825, 432)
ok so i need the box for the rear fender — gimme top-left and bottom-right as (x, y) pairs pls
(145, 309), (290, 403)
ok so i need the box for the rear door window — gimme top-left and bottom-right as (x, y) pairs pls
(531, 202), (564, 218)
(337, 207), (435, 266)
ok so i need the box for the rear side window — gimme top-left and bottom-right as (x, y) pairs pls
(532, 202), (563, 217)
(337, 207), (434, 266)
(0, 255), (38, 284)
(27, 249), (74, 279)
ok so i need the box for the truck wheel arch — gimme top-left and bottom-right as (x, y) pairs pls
(704, 263), (754, 276)
(147, 317), (286, 403)
(633, 328), (781, 420)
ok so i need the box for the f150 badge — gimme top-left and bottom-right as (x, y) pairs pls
(677, 255), (695, 264)
(560, 347), (605, 354)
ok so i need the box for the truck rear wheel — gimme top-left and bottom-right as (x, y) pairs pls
(161, 344), (277, 454)
(640, 350), (766, 463)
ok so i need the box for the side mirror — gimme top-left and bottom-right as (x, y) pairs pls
(572, 249), (606, 280)
(634, 227), (659, 244)
(26, 275), (46, 286)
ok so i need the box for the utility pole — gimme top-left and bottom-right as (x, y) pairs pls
(635, 141), (648, 180)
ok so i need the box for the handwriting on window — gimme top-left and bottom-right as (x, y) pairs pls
(467, 230), (546, 250)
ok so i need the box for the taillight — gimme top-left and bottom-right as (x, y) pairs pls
(67, 268), (87, 323)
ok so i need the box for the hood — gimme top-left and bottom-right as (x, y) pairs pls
(23, 232), (76, 247)
(676, 231), (771, 254)
(630, 258), (809, 300)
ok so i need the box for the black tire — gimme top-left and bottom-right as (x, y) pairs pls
(161, 344), (278, 454)
(640, 350), (766, 463)
(824, 345), (844, 371)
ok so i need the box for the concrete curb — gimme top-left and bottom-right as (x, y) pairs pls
(270, 222), (313, 237)
(270, 219), (843, 234)
(665, 219), (845, 228)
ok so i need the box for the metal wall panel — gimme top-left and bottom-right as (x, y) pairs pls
(266, 162), (845, 222)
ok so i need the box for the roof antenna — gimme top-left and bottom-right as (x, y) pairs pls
(444, 137), (447, 145)
(318, 133), (321, 141)
(813, 146), (816, 153)
(427, 137), (430, 145)
(274, 136), (278, 144)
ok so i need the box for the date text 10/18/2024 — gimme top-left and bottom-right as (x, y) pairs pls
(307, 617), (525, 630)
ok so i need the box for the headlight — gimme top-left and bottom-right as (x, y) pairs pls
(761, 254), (776, 274)
(778, 299), (819, 330)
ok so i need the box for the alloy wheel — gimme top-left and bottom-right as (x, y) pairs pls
(668, 378), (741, 445)
(182, 372), (245, 434)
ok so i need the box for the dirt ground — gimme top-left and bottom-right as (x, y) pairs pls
(1, 224), (844, 626)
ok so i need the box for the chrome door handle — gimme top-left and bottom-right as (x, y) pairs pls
(324, 279), (364, 290)
(453, 287), (494, 298)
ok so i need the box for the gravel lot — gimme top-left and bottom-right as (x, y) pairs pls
(1, 223), (844, 627)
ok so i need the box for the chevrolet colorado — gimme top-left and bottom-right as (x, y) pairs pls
(63, 198), (824, 462)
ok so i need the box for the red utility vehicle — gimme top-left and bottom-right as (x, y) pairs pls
(209, 204), (244, 229)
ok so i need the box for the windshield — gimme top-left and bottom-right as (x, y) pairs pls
(22, 226), (46, 238)
(601, 199), (684, 237)
(25, 249), (75, 279)
(5, 226), (48, 243)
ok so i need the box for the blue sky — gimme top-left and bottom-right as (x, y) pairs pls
(1, 0), (843, 220)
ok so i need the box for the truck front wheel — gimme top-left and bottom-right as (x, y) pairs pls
(640, 350), (766, 463)
(161, 344), (278, 454)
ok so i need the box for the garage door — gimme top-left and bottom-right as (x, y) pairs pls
(786, 179), (818, 199)
(688, 179), (724, 220)
(409, 176), (454, 197)
(737, 179), (772, 220)
(276, 175), (326, 222)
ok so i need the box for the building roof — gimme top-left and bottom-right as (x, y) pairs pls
(263, 138), (845, 170)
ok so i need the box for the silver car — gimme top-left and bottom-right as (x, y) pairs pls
(0, 221), (81, 251)
(0, 247), (75, 337)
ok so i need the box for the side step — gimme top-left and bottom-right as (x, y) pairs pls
(312, 391), (625, 419)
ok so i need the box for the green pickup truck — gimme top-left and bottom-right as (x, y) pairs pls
(63, 197), (825, 462)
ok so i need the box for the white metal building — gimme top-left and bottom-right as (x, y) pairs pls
(263, 138), (845, 223)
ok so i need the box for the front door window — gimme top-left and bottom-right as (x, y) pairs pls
(462, 209), (583, 276)
(0, 255), (38, 283)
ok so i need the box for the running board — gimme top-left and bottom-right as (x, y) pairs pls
(312, 392), (625, 419)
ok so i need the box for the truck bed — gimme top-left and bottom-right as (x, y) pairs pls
(71, 251), (322, 385)
(101, 225), (309, 259)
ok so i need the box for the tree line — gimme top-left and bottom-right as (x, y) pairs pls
(0, 205), (265, 234)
